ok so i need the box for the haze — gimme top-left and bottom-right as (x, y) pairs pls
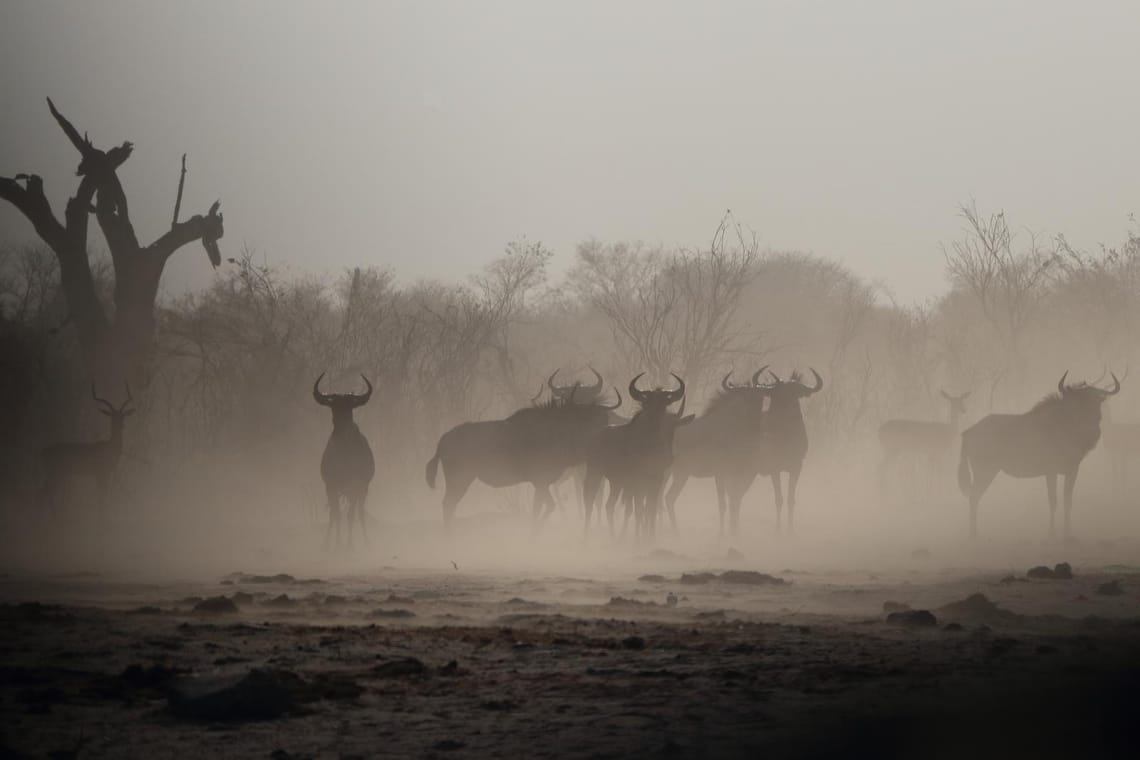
(3, 0), (1138, 302)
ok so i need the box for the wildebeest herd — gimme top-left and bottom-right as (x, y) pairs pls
(44, 367), (1125, 549)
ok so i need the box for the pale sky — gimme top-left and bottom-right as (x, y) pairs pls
(2, 0), (1138, 303)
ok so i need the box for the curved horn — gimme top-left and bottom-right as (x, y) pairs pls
(313, 373), (333, 406)
(806, 368), (823, 394)
(1104, 372), (1121, 396)
(530, 383), (545, 404)
(355, 374), (373, 406)
(547, 369), (561, 392)
(667, 373), (686, 403)
(768, 370), (781, 384)
(1058, 371), (1069, 394)
(91, 384), (115, 413)
(599, 386), (622, 410)
(628, 372), (647, 402)
(674, 396), (687, 417)
(751, 365), (770, 387)
(585, 366), (604, 394)
(722, 372), (735, 391)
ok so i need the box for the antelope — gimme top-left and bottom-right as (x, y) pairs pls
(877, 390), (970, 494)
(313, 373), (375, 548)
(664, 368), (771, 537)
(758, 369), (823, 533)
(38, 384), (135, 518)
(1101, 403), (1140, 494)
(425, 385), (620, 533)
(582, 373), (693, 542)
(958, 372), (1120, 539)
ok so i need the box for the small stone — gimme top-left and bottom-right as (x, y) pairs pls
(886, 609), (937, 627)
(622, 636), (646, 650)
(638, 574), (667, 583)
(1052, 562), (1073, 580)
(230, 592), (254, 606)
(372, 658), (426, 678)
(194, 596), (238, 615)
(1097, 580), (1124, 596)
(1027, 565), (1056, 580)
(168, 668), (305, 721)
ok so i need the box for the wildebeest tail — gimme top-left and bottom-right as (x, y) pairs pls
(957, 436), (971, 496)
(425, 448), (441, 489)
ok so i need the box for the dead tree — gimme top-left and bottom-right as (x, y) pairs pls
(0, 99), (225, 386)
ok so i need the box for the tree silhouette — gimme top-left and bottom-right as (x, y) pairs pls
(0, 98), (224, 386)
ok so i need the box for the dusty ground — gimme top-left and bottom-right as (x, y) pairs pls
(2, 544), (1139, 759)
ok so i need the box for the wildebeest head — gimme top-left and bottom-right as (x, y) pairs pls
(313, 372), (373, 426)
(765, 368), (824, 407)
(1053, 370), (1120, 426)
(940, 389), (970, 417)
(544, 367), (605, 403)
(711, 366), (772, 420)
(628, 372), (686, 415)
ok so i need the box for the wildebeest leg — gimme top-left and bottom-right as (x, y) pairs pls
(355, 487), (369, 547)
(714, 476), (727, 537)
(770, 473), (784, 533)
(1062, 467), (1079, 539)
(664, 471), (688, 534)
(727, 476), (748, 537)
(619, 488), (635, 541)
(441, 472), (474, 535)
(324, 483), (340, 550)
(786, 461), (802, 534)
(604, 483), (622, 538)
(1045, 473), (1058, 539)
(967, 466), (997, 539)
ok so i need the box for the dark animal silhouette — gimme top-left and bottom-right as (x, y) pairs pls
(877, 390), (970, 494)
(958, 372), (1120, 538)
(314, 373), (375, 548)
(38, 384), (135, 519)
(425, 386), (620, 533)
(758, 369), (823, 533)
(538, 367), (605, 403)
(664, 368), (771, 536)
(582, 373), (693, 542)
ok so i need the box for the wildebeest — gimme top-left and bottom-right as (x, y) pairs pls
(663, 368), (770, 537)
(877, 390), (970, 494)
(957, 372), (1120, 538)
(38, 384), (135, 519)
(758, 369), (823, 533)
(582, 373), (693, 542)
(425, 386), (620, 532)
(313, 373), (375, 548)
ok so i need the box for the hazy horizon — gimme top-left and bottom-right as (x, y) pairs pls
(3, 0), (1139, 303)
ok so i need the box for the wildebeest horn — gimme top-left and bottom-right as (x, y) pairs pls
(547, 370), (561, 392)
(586, 366), (604, 393)
(1104, 372), (1121, 396)
(530, 383), (544, 404)
(355, 375), (373, 406)
(313, 373), (333, 406)
(751, 365), (770, 386)
(1058, 371), (1069, 393)
(674, 396), (686, 417)
(805, 368), (823, 394)
(599, 387), (622, 410)
(629, 373), (647, 402)
(768, 370), (781, 384)
(722, 372), (735, 391)
(667, 373), (685, 403)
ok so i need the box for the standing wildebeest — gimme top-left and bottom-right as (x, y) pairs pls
(39, 384), (135, 519)
(958, 372), (1120, 539)
(583, 373), (693, 542)
(877, 390), (970, 495)
(663, 368), (770, 537)
(425, 386), (620, 533)
(313, 373), (375, 548)
(759, 369), (823, 533)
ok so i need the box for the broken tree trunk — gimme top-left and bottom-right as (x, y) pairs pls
(0, 98), (225, 388)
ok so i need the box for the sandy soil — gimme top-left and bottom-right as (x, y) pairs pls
(2, 543), (1139, 759)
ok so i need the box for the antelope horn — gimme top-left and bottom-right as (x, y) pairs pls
(806, 368), (823, 394)
(628, 372), (647, 402)
(356, 374), (373, 406)
(313, 373), (333, 406)
(530, 383), (545, 404)
(751, 365), (770, 386)
(1104, 372), (1121, 396)
(722, 372), (735, 391)
(599, 386), (622, 410)
(586, 366), (604, 393)
(1058, 371), (1069, 394)
(667, 373), (686, 403)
